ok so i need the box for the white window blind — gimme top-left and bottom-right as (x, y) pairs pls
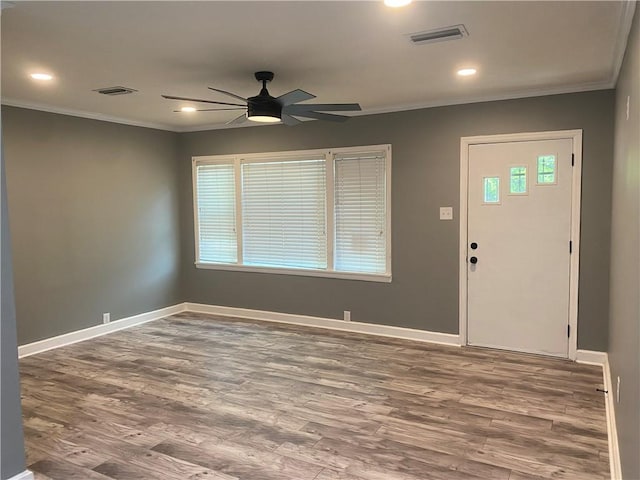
(196, 163), (237, 264)
(241, 158), (327, 269)
(334, 151), (387, 274)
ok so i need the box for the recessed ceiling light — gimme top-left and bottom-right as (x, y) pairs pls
(180, 107), (197, 113)
(457, 68), (477, 77)
(30, 73), (53, 81)
(384, 0), (412, 7)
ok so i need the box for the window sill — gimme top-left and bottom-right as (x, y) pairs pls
(195, 262), (392, 283)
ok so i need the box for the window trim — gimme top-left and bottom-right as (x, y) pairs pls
(192, 145), (392, 283)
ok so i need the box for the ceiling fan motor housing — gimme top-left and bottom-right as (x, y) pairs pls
(248, 73), (282, 120)
(254, 71), (275, 83)
(247, 94), (282, 119)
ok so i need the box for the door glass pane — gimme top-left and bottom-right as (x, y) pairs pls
(483, 177), (500, 203)
(510, 166), (527, 194)
(537, 155), (556, 184)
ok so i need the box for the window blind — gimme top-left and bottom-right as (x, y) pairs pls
(241, 158), (327, 269)
(334, 152), (387, 274)
(196, 163), (237, 264)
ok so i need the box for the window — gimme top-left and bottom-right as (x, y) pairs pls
(334, 152), (387, 274)
(195, 163), (237, 264)
(242, 158), (327, 270)
(483, 176), (500, 204)
(193, 145), (391, 281)
(537, 155), (556, 184)
(509, 166), (527, 195)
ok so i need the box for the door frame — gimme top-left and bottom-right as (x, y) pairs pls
(459, 130), (583, 360)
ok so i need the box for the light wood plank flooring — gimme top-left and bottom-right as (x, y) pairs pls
(20, 312), (610, 480)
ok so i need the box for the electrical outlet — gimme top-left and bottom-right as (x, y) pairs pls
(343, 310), (351, 321)
(103, 313), (110, 324)
(616, 376), (621, 403)
(439, 207), (453, 220)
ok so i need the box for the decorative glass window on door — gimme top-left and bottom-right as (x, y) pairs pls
(509, 166), (527, 194)
(537, 155), (557, 184)
(483, 176), (500, 204)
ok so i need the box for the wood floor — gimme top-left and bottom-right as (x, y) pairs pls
(20, 313), (610, 480)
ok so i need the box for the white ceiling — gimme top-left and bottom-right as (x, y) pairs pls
(1, 1), (634, 132)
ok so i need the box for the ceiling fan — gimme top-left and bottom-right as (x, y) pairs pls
(162, 71), (362, 126)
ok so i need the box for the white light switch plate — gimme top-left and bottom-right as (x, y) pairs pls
(440, 207), (453, 220)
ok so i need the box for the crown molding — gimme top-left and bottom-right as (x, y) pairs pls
(174, 81), (615, 133)
(346, 81), (615, 120)
(1, 98), (176, 132)
(3, 80), (615, 134)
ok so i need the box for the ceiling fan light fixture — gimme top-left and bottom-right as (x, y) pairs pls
(247, 97), (282, 123)
(247, 115), (281, 123)
(163, 70), (360, 126)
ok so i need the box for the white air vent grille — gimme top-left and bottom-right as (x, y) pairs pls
(409, 24), (468, 45)
(93, 86), (138, 96)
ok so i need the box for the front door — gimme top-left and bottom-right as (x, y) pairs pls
(466, 138), (574, 357)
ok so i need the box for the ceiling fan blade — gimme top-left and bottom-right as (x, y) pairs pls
(290, 111), (350, 122)
(227, 113), (247, 125)
(207, 87), (247, 102)
(284, 103), (361, 113)
(276, 89), (316, 106)
(281, 113), (302, 126)
(173, 107), (245, 112)
(162, 94), (245, 107)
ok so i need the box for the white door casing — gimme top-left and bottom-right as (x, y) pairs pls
(459, 130), (582, 359)
(468, 139), (572, 356)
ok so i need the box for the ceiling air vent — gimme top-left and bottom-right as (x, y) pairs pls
(409, 24), (468, 45)
(93, 86), (138, 96)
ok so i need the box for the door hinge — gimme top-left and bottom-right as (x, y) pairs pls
(571, 153), (575, 166)
(569, 240), (572, 253)
(568, 325), (571, 338)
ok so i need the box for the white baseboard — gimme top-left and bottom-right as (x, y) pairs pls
(575, 349), (608, 366)
(6, 470), (34, 480)
(603, 355), (622, 480)
(18, 303), (186, 358)
(185, 302), (461, 346)
(576, 350), (622, 480)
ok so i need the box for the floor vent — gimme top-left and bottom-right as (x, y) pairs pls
(409, 24), (468, 45)
(93, 86), (138, 96)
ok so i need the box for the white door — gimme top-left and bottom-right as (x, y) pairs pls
(467, 138), (573, 357)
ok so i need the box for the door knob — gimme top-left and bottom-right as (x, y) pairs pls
(470, 256), (478, 264)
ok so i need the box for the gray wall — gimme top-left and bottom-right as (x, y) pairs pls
(2, 107), (182, 344)
(609, 8), (639, 479)
(1, 132), (27, 479)
(179, 90), (614, 351)
(2, 92), (615, 352)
